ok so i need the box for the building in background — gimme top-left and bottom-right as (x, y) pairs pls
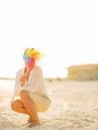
(67, 64), (98, 80)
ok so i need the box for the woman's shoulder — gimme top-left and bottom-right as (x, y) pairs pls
(34, 66), (42, 70)
(33, 66), (43, 74)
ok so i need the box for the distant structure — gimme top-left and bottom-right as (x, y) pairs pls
(67, 64), (98, 80)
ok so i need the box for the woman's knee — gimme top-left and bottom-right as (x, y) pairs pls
(11, 99), (22, 110)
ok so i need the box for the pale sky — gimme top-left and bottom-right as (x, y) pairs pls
(0, 0), (98, 78)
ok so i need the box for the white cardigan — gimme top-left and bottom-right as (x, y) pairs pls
(14, 66), (49, 98)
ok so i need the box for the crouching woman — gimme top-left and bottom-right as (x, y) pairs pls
(10, 48), (51, 126)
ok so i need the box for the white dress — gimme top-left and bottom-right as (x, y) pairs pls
(13, 66), (51, 112)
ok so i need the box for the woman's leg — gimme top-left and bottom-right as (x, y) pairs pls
(20, 90), (40, 124)
(11, 99), (30, 115)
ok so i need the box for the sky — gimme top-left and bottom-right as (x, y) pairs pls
(0, 0), (98, 78)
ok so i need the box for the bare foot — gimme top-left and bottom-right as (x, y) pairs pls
(27, 122), (41, 127)
(28, 117), (32, 123)
(28, 117), (41, 126)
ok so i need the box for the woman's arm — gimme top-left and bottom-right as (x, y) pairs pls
(20, 65), (30, 87)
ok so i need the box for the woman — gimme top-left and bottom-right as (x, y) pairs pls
(10, 48), (51, 126)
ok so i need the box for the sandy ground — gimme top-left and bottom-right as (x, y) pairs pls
(0, 79), (98, 130)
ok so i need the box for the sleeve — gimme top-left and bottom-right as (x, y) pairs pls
(28, 67), (43, 93)
(11, 69), (22, 99)
(14, 70), (21, 90)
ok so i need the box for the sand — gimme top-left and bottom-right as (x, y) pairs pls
(0, 79), (98, 130)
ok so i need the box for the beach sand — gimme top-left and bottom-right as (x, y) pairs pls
(0, 79), (98, 130)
